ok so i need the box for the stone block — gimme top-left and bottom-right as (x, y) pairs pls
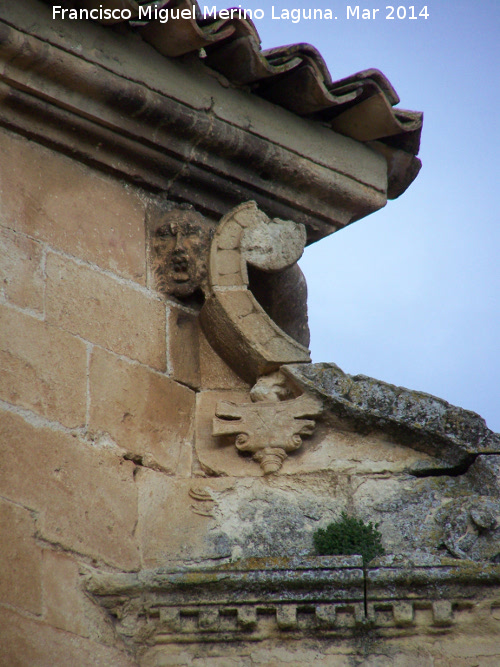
(136, 471), (235, 567)
(360, 655), (434, 667)
(46, 252), (166, 370)
(0, 410), (139, 570)
(0, 126), (146, 283)
(141, 647), (199, 666)
(434, 636), (500, 661)
(237, 606), (258, 630)
(392, 601), (415, 626)
(215, 272), (245, 287)
(434, 657), (500, 667)
(89, 347), (194, 474)
(0, 305), (87, 428)
(43, 550), (88, 636)
(191, 659), (251, 667)
(42, 550), (115, 643)
(215, 249), (241, 276)
(168, 307), (200, 389)
(250, 646), (351, 666)
(276, 605), (298, 630)
(159, 608), (181, 632)
(198, 608), (220, 630)
(0, 606), (136, 667)
(315, 604), (337, 628)
(432, 600), (453, 626)
(216, 220), (242, 250)
(195, 390), (257, 477)
(219, 291), (254, 319)
(0, 227), (44, 312)
(0, 498), (42, 615)
(143, 651), (252, 667)
(199, 330), (249, 390)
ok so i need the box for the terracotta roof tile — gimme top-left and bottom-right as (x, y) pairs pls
(43, 0), (423, 197)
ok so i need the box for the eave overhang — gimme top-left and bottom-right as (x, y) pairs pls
(0, 1), (389, 241)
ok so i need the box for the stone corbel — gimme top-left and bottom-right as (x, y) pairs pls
(200, 201), (323, 473)
(214, 389), (322, 474)
(199, 201), (311, 384)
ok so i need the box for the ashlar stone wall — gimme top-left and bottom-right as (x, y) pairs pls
(1, 123), (499, 667)
(0, 124), (253, 664)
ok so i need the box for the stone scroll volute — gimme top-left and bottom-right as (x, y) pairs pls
(200, 201), (322, 474)
(199, 201), (311, 385)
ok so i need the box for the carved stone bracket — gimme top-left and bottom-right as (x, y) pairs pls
(200, 201), (311, 383)
(199, 201), (323, 472)
(213, 392), (323, 474)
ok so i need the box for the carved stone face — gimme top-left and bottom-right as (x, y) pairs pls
(153, 211), (210, 299)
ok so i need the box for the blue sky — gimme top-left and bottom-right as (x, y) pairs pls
(202, 1), (500, 430)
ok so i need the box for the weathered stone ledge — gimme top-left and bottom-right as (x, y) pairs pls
(86, 557), (500, 647)
(285, 363), (500, 468)
(0, 2), (388, 238)
(86, 556), (365, 603)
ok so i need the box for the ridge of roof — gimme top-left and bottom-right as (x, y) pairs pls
(42, 0), (423, 198)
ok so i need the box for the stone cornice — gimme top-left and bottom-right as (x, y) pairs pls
(0, 1), (388, 239)
(285, 363), (500, 471)
(86, 557), (500, 646)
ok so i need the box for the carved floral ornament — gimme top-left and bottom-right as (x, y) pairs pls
(153, 201), (323, 473)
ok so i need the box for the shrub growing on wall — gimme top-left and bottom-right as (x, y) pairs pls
(313, 512), (385, 564)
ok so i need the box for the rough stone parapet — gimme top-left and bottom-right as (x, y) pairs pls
(285, 363), (500, 469)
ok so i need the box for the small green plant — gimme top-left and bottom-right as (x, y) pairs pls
(313, 512), (385, 564)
